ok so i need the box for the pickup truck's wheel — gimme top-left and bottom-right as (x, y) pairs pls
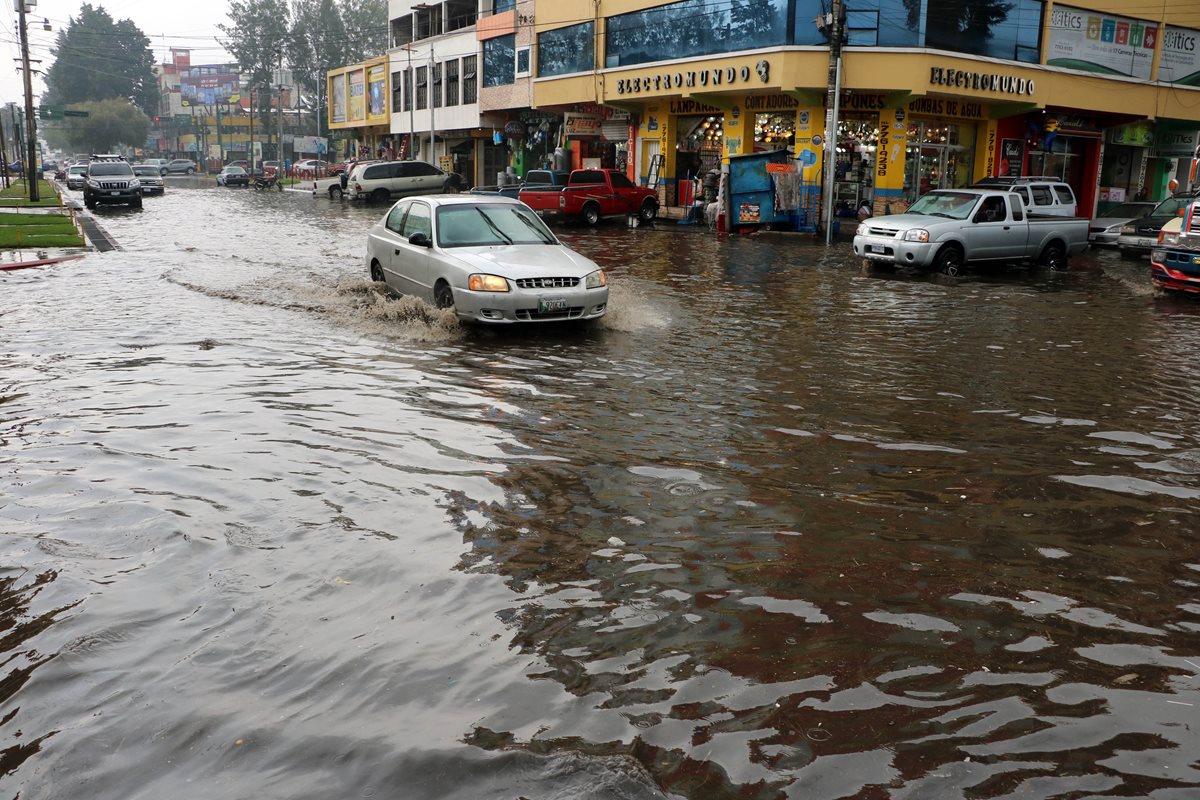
(934, 244), (964, 277)
(370, 259), (385, 283)
(371, 188), (390, 203)
(639, 199), (658, 222)
(582, 203), (601, 226)
(434, 280), (455, 310)
(1038, 242), (1068, 271)
(329, 186), (343, 200)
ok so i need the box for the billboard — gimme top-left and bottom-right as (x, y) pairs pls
(1160, 26), (1200, 86)
(331, 74), (347, 123)
(1046, 6), (1156, 80)
(181, 64), (242, 105)
(348, 69), (366, 122)
(368, 64), (387, 119)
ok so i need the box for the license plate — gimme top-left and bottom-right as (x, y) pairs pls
(110, 191), (120, 195)
(1138, 238), (1153, 247)
(538, 297), (568, 313)
(870, 244), (885, 253)
(535, 209), (546, 216)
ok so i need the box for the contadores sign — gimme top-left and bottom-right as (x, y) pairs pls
(1047, 5), (1156, 80)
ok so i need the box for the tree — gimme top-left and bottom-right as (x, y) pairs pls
(339, 0), (389, 62)
(219, 0), (293, 90)
(288, 0), (349, 97)
(43, 4), (158, 117)
(53, 100), (150, 153)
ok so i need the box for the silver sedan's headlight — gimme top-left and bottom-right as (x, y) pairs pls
(468, 274), (509, 292)
(903, 229), (930, 242)
(1120, 224), (1136, 235)
(585, 270), (607, 289)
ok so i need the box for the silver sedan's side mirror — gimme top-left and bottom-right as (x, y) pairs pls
(408, 232), (432, 248)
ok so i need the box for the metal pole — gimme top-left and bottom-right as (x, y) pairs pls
(821, 0), (844, 245)
(0, 111), (10, 189)
(277, 49), (284, 187)
(249, 86), (255, 171)
(429, 50), (436, 167)
(407, 46), (415, 159)
(17, 0), (39, 201)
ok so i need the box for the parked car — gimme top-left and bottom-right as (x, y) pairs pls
(294, 159), (330, 177)
(1088, 201), (1155, 246)
(852, 188), (1090, 275)
(346, 160), (458, 202)
(133, 164), (165, 195)
(970, 177), (1078, 217)
(471, 169), (571, 199)
(518, 168), (659, 225)
(1117, 193), (1195, 259)
(65, 164), (88, 190)
(139, 158), (170, 175)
(217, 165), (250, 187)
(365, 195), (609, 324)
(227, 160), (250, 170)
(164, 159), (198, 175)
(83, 158), (142, 210)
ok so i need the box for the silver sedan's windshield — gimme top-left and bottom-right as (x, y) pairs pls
(906, 191), (979, 220)
(436, 204), (556, 248)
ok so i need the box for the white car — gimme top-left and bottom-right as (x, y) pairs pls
(347, 159), (459, 202)
(365, 195), (609, 324)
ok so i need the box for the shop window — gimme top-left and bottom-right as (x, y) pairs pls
(516, 47), (530, 77)
(608, 0), (790, 68)
(484, 34), (516, 87)
(463, 55), (478, 104)
(416, 66), (428, 110)
(538, 22), (594, 77)
(754, 113), (794, 151)
(445, 59), (460, 107)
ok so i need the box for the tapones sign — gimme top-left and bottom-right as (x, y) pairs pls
(929, 67), (1035, 96)
(615, 60), (770, 95)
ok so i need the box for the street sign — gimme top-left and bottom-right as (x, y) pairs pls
(62, 110), (89, 118)
(175, 114), (192, 124)
(38, 105), (62, 120)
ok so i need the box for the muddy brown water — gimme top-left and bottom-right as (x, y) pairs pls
(2, 184), (1199, 799)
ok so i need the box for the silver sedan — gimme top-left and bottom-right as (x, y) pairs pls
(365, 195), (609, 324)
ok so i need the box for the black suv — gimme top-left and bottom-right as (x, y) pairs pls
(83, 155), (143, 209)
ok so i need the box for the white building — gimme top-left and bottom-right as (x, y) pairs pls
(388, 0), (490, 185)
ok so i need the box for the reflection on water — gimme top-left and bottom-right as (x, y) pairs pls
(2, 185), (1199, 799)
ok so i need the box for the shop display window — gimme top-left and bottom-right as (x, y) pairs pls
(834, 116), (878, 212)
(903, 121), (975, 202)
(754, 113), (794, 151)
(607, 0), (792, 68)
(538, 22), (595, 77)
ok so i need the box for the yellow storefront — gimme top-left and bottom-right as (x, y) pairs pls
(327, 57), (392, 161)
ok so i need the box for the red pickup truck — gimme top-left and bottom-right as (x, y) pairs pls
(518, 168), (659, 225)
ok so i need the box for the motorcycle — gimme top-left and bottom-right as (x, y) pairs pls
(252, 173), (278, 191)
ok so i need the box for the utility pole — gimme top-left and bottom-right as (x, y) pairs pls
(17, 0), (40, 201)
(406, 45), (415, 159)
(249, 86), (255, 172)
(820, 0), (844, 246)
(0, 112), (10, 189)
(429, 49), (436, 168)
(277, 48), (284, 188)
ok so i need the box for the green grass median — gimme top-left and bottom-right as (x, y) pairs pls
(0, 179), (63, 208)
(0, 208), (85, 248)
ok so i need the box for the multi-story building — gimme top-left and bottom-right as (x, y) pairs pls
(328, 56), (393, 161)
(532, 0), (1200, 217)
(388, 0), (488, 185)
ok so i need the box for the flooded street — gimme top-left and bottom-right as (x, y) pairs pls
(3, 181), (1199, 799)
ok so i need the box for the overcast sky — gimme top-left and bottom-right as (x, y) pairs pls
(1, 0), (233, 108)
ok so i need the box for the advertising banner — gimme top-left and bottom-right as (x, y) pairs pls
(1047, 5), (1155, 80)
(1160, 26), (1200, 86)
(1001, 139), (1025, 176)
(367, 64), (388, 120)
(294, 136), (329, 154)
(874, 107), (909, 207)
(348, 69), (366, 122)
(564, 112), (602, 137)
(331, 75), (347, 124)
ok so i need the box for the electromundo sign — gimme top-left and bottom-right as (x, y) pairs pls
(929, 67), (1035, 96)
(615, 59), (770, 95)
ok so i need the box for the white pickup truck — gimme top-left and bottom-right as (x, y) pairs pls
(852, 188), (1090, 275)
